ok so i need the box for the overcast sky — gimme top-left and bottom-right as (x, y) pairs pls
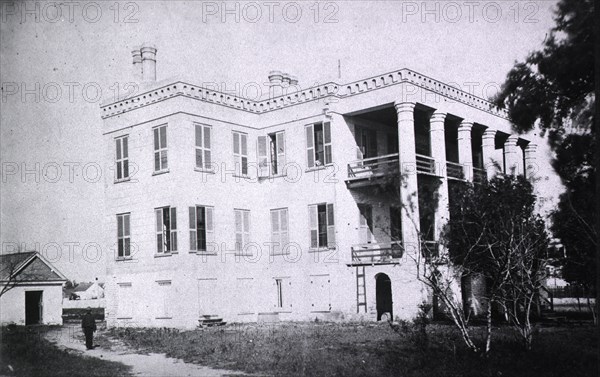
(0, 0), (562, 281)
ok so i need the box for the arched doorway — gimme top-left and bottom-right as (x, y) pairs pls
(375, 273), (392, 321)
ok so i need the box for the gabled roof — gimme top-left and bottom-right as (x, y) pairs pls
(73, 282), (98, 292)
(0, 251), (67, 282)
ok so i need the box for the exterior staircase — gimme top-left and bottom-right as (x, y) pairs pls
(198, 315), (226, 328)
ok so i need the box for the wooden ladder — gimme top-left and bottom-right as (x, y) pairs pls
(356, 266), (367, 313)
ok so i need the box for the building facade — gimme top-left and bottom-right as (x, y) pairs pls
(102, 45), (538, 328)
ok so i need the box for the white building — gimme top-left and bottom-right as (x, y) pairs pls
(102, 45), (538, 328)
(0, 252), (67, 325)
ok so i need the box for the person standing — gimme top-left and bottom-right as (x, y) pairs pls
(81, 307), (96, 350)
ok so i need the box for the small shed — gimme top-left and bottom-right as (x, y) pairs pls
(0, 251), (67, 325)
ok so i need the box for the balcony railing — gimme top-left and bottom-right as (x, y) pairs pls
(347, 153), (400, 181)
(446, 161), (464, 180)
(351, 241), (404, 264)
(473, 168), (487, 185)
(415, 154), (436, 175)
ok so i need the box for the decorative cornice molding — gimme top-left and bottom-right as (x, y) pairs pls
(100, 68), (509, 120)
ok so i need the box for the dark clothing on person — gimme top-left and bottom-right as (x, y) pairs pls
(81, 312), (96, 349)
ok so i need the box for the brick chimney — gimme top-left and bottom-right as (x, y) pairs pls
(131, 46), (142, 82)
(140, 44), (157, 82)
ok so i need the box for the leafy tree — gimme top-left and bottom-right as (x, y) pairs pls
(446, 175), (549, 351)
(493, 0), (597, 319)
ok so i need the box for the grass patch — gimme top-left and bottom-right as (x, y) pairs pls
(0, 325), (131, 377)
(109, 321), (598, 377)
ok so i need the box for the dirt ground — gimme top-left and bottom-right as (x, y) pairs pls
(45, 323), (250, 377)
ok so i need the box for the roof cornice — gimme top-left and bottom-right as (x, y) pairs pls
(100, 68), (508, 120)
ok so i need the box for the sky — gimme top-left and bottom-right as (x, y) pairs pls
(0, 0), (562, 281)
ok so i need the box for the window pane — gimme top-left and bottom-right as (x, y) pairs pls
(327, 204), (334, 225)
(204, 127), (210, 149)
(310, 230), (318, 248)
(117, 215), (123, 237)
(116, 139), (122, 159)
(324, 122), (331, 143)
(195, 125), (202, 147)
(160, 126), (167, 148)
(154, 152), (160, 171)
(124, 238), (130, 257)
(154, 128), (159, 150)
(156, 209), (162, 232)
(235, 210), (242, 232)
(280, 210), (288, 231)
(233, 132), (240, 154)
(306, 126), (313, 148)
(243, 211), (250, 231)
(161, 151), (168, 169)
(189, 207), (196, 230)
(241, 134), (247, 155)
(157, 234), (163, 253)
(242, 157), (248, 175)
(325, 145), (332, 164)
(124, 215), (130, 236)
(116, 162), (122, 180)
(122, 138), (128, 158)
(170, 207), (177, 230)
(118, 239), (124, 257)
(271, 210), (279, 232)
(196, 149), (203, 168)
(204, 150), (211, 167)
(123, 161), (129, 178)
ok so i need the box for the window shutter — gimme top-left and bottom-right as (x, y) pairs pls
(170, 207), (177, 251)
(324, 122), (332, 164)
(156, 209), (163, 253)
(243, 210), (250, 248)
(305, 124), (315, 168)
(241, 134), (248, 175)
(276, 131), (286, 174)
(257, 136), (269, 177)
(204, 126), (211, 168)
(309, 205), (318, 248)
(326, 203), (335, 248)
(280, 209), (289, 251)
(235, 210), (243, 252)
(189, 207), (197, 251)
(206, 207), (214, 248)
(271, 210), (280, 254)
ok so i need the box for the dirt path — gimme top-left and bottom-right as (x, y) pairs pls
(45, 324), (247, 377)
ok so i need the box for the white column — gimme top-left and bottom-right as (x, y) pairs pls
(429, 112), (449, 244)
(395, 102), (420, 251)
(503, 135), (520, 175)
(524, 142), (537, 179)
(481, 129), (497, 179)
(458, 121), (473, 181)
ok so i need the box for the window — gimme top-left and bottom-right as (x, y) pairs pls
(355, 127), (377, 159)
(274, 278), (291, 310)
(189, 206), (214, 252)
(117, 213), (131, 258)
(358, 204), (373, 244)
(390, 206), (403, 242)
(308, 203), (335, 249)
(153, 125), (168, 172)
(306, 122), (332, 168)
(156, 281), (172, 319)
(117, 283), (133, 319)
(258, 131), (286, 177)
(155, 206), (177, 254)
(233, 131), (248, 176)
(270, 208), (289, 255)
(234, 209), (250, 254)
(195, 124), (212, 170)
(115, 136), (129, 180)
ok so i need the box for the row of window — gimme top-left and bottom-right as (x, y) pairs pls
(116, 204), (335, 258)
(115, 122), (332, 181)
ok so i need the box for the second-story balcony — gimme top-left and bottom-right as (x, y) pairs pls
(349, 241), (404, 265)
(346, 153), (439, 188)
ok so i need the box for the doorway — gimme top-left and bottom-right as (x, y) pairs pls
(375, 274), (392, 321)
(25, 291), (43, 325)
